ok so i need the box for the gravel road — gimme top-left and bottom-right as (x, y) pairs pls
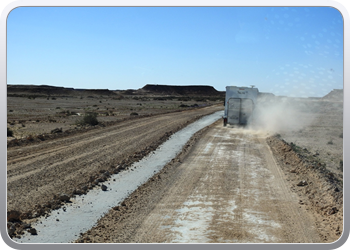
(7, 105), (223, 218)
(76, 122), (321, 243)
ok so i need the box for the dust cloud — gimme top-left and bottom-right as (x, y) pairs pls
(248, 97), (315, 134)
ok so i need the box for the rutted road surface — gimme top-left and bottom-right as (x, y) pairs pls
(77, 122), (320, 243)
(7, 106), (223, 217)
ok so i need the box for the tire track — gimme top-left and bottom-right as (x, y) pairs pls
(7, 106), (223, 214)
(257, 136), (320, 243)
(7, 114), (178, 165)
(79, 123), (321, 243)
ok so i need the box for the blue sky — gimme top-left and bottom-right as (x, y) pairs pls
(7, 7), (343, 97)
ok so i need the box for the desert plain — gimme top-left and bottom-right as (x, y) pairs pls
(6, 84), (343, 243)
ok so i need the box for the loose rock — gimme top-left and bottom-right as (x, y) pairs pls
(51, 128), (62, 134)
(59, 193), (70, 202)
(296, 180), (308, 186)
(327, 207), (338, 215)
(7, 210), (21, 222)
(7, 223), (16, 236)
(29, 228), (37, 235)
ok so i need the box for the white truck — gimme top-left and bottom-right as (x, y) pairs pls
(223, 86), (259, 126)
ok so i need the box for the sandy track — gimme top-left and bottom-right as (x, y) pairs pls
(77, 122), (320, 243)
(7, 106), (223, 216)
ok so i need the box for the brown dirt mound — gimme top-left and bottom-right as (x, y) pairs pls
(267, 135), (343, 243)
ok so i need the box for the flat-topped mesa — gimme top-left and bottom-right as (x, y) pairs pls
(7, 84), (117, 97)
(141, 84), (223, 96)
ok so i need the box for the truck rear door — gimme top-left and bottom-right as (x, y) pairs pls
(227, 98), (241, 124)
(240, 98), (254, 124)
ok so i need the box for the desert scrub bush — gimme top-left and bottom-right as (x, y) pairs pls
(26, 134), (34, 141)
(339, 133), (343, 138)
(76, 112), (99, 126)
(178, 97), (191, 102)
(58, 110), (78, 116)
(179, 104), (189, 108)
(327, 140), (334, 145)
(7, 127), (13, 137)
(193, 97), (205, 102)
(130, 112), (139, 116)
(289, 142), (303, 154)
(275, 133), (281, 139)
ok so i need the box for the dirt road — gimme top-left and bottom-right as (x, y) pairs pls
(77, 122), (321, 243)
(7, 105), (223, 218)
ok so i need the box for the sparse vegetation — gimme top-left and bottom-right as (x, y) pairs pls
(178, 97), (191, 102)
(327, 140), (334, 145)
(26, 134), (34, 141)
(339, 133), (343, 138)
(57, 110), (78, 116)
(179, 104), (189, 108)
(76, 112), (99, 126)
(130, 112), (139, 116)
(289, 142), (303, 154)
